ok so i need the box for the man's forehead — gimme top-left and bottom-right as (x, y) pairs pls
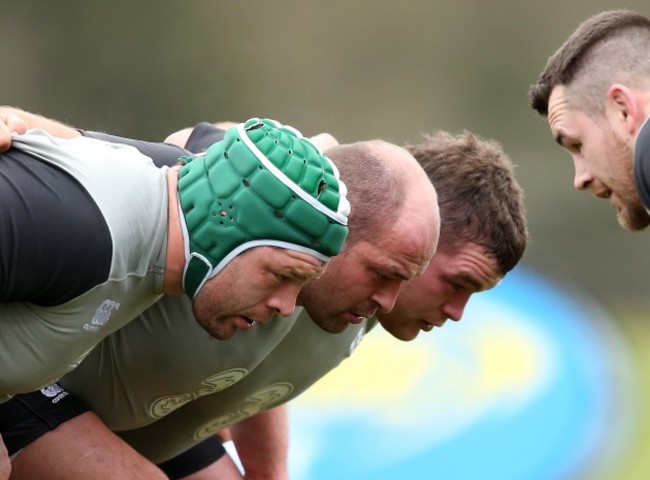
(264, 247), (322, 265)
(435, 242), (502, 291)
(368, 241), (428, 280)
(547, 87), (591, 147)
(547, 86), (570, 129)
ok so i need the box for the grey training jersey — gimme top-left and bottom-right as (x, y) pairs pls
(126, 313), (374, 463)
(60, 295), (304, 430)
(0, 130), (169, 400)
(59, 297), (374, 463)
(55, 123), (375, 462)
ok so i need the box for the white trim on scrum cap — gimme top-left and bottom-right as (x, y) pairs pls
(235, 122), (350, 225)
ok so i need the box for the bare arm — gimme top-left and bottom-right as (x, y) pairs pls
(229, 406), (290, 480)
(10, 412), (168, 480)
(309, 132), (339, 151)
(163, 127), (194, 147)
(0, 106), (80, 152)
(0, 435), (10, 480)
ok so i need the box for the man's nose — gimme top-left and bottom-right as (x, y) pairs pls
(268, 285), (301, 317)
(573, 158), (594, 191)
(442, 292), (472, 322)
(372, 280), (403, 313)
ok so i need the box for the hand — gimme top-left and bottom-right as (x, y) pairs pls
(0, 435), (11, 480)
(0, 112), (27, 152)
(164, 127), (193, 147)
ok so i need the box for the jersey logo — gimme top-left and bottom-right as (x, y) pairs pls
(149, 368), (248, 418)
(193, 382), (295, 440)
(84, 299), (121, 333)
(40, 383), (69, 403)
(40, 383), (64, 398)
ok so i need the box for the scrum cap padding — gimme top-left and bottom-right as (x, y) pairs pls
(177, 118), (350, 298)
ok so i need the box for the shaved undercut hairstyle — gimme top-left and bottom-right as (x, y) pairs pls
(529, 9), (650, 117)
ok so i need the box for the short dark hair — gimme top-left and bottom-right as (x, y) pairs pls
(405, 130), (528, 275)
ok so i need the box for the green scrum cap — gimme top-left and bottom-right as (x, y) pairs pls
(177, 118), (350, 299)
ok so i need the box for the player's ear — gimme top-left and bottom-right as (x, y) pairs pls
(606, 84), (641, 137)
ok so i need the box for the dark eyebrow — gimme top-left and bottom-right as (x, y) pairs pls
(554, 132), (565, 147)
(456, 273), (484, 292)
(379, 265), (411, 282)
(392, 264), (415, 281)
(396, 271), (412, 281)
(287, 266), (322, 282)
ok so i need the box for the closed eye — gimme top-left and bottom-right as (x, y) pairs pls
(570, 143), (582, 154)
(449, 282), (464, 292)
(271, 271), (288, 283)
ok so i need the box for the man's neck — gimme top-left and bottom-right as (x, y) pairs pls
(162, 166), (185, 295)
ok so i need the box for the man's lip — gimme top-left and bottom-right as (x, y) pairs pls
(593, 188), (612, 199)
(420, 319), (445, 331)
(420, 321), (434, 331)
(347, 311), (370, 324)
(236, 317), (256, 330)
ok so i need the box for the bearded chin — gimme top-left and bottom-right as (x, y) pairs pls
(618, 204), (650, 231)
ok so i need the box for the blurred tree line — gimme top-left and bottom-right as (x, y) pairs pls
(2, 0), (650, 317)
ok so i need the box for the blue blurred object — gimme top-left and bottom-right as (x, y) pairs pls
(288, 267), (632, 480)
